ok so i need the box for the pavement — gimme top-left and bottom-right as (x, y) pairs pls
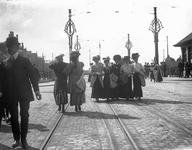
(0, 77), (192, 150)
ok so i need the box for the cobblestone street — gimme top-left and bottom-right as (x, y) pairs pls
(0, 77), (192, 150)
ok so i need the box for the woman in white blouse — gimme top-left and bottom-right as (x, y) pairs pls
(132, 53), (145, 100)
(119, 56), (133, 100)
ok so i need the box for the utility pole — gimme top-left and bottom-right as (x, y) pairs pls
(167, 36), (169, 57)
(99, 40), (101, 58)
(149, 7), (163, 65)
(89, 49), (91, 65)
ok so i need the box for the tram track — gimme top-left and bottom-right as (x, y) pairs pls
(139, 99), (192, 136)
(38, 82), (192, 149)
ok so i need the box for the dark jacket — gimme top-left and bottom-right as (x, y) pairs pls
(2, 55), (39, 104)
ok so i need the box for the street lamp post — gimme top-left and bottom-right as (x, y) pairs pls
(149, 7), (163, 65)
(64, 9), (76, 62)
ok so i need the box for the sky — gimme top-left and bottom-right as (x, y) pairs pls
(0, 0), (191, 69)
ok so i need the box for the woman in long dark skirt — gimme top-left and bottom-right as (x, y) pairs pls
(111, 55), (122, 100)
(49, 54), (68, 113)
(132, 53), (145, 100)
(103, 57), (113, 101)
(90, 55), (105, 101)
(119, 56), (133, 100)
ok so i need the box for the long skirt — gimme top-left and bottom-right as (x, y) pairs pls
(120, 76), (133, 98)
(70, 92), (85, 106)
(53, 79), (68, 105)
(91, 76), (105, 99)
(133, 73), (143, 98)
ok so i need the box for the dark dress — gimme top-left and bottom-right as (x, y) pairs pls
(49, 60), (68, 105)
(111, 63), (121, 99)
(103, 66), (113, 99)
(90, 63), (105, 99)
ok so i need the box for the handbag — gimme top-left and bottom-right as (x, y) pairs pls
(138, 72), (146, 87)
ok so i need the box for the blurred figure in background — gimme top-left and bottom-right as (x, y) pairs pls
(49, 54), (68, 113)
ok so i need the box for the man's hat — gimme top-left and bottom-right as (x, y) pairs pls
(123, 56), (130, 60)
(5, 37), (20, 47)
(70, 51), (80, 58)
(55, 54), (64, 59)
(132, 53), (140, 59)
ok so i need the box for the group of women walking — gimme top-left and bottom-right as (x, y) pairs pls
(90, 53), (146, 101)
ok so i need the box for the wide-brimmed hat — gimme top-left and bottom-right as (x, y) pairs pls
(93, 55), (100, 61)
(6, 37), (20, 47)
(132, 53), (140, 59)
(103, 56), (110, 62)
(123, 56), (130, 60)
(55, 54), (64, 60)
(70, 51), (80, 58)
(113, 54), (121, 61)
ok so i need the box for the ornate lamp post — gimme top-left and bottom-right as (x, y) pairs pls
(125, 34), (133, 57)
(64, 9), (76, 62)
(74, 35), (81, 51)
(149, 7), (163, 64)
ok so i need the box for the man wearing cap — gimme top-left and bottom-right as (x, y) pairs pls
(49, 54), (68, 113)
(1, 36), (41, 149)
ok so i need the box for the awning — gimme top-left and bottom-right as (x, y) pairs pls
(174, 32), (192, 47)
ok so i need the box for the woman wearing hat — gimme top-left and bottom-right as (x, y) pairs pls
(103, 56), (113, 101)
(132, 53), (146, 100)
(110, 54), (122, 100)
(63, 51), (86, 112)
(49, 54), (68, 113)
(90, 55), (105, 101)
(119, 56), (133, 100)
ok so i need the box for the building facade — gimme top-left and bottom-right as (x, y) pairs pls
(174, 32), (192, 63)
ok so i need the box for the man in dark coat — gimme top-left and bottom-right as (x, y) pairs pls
(2, 37), (41, 149)
(49, 54), (68, 113)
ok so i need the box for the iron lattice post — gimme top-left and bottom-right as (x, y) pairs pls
(64, 9), (76, 62)
(149, 7), (163, 65)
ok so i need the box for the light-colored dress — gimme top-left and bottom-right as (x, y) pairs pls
(63, 61), (86, 106)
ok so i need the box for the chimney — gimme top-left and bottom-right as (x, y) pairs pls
(9, 31), (14, 37)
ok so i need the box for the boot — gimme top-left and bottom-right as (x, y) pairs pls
(75, 106), (78, 112)
(78, 105), (81, 111)
(62, 104), (65, 113)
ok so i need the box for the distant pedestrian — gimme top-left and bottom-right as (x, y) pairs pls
(90, 55), (105, 101)
(49, 54), (68, 113)
(88, 63), (93, 82)
(119, 56), (133, 100)
(2, 36), (41, 149)
(103, 57), (113, 101)
(132, 53), (145, 100)
(63, 51), (86, 112)
(111, 54), (122, 100)
(178, 60), (184, 78)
